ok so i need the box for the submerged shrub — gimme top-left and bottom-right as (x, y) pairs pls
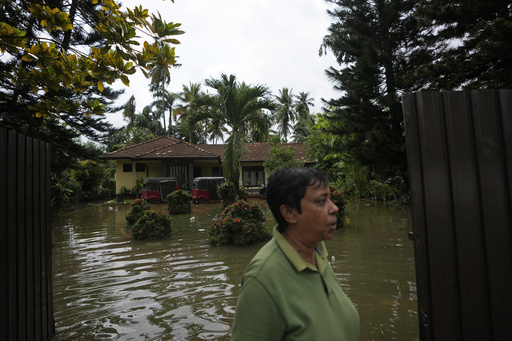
(130, 210), (172, 240)
(330, 187), (346, 229)
(218, 181), (248, 207)
(126, 198), (152, 224)
(208, 199), (271, 246)
(369, 177), (404, 202)
(167, 190), (192, 214)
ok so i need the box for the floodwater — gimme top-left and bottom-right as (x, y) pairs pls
(51, 199), (419, 340)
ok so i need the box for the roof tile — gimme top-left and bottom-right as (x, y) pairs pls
(103, 137), (311, 162)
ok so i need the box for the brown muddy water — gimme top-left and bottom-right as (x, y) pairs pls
(50, 199), (419, 340)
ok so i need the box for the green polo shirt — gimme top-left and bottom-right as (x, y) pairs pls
(231, 226), (360, 340)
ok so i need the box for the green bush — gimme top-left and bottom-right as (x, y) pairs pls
(118, 178), (143, 198)
(130, 210), (172, 240)
(119, 185), (138, 197)
(208, 199), (271, 246)
(218, 181), (248, 207)
(167, 190), (192, 215)
(51, 178), (74, 209)
(369, 179), (404, 202)
(126, 198), (152, 224)
(330, 186), (347, 229)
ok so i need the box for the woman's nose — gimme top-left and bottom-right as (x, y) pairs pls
(330, 200), (339, 214)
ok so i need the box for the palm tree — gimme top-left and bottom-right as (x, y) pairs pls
(292, 91), (315, 142)
(129, 104), (164, 136)
(122, 95), (136, 124)
(247, 109), (272, 142)
(294, 91), (314, 117)
(148, 41), (179, 134)
(150, 88), (176, 136)
(204, 111), (226, 144)
(174, 82), (202, 122)
(194, 73), (275, 192)
(275, 87), (296, 142)
(174, 82), (204, 142)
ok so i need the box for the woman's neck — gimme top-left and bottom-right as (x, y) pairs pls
(282, 230), (316, 266)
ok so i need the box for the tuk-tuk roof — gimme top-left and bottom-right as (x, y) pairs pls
(143, 177), (176, 183)
(193, 177), (225, 181)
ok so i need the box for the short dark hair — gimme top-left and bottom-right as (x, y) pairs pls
(266, 168), (327, 233)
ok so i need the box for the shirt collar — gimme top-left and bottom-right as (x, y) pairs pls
(273, 225), (329, 273)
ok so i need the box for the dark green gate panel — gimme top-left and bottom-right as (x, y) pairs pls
(0, 128), (55, 340)
(402, 90), (512, 340)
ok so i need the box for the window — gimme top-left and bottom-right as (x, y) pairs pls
(123, 163), (133, 172)
(194, 167), (202, 178)
(212, 167), (223, 177)
(135, 163), (146, 172)
(242, 166), (265, 186)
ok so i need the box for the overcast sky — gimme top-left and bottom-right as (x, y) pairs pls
(108, 0), (340, 128)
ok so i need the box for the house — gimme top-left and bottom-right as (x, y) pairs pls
(101, 136), (311, 194)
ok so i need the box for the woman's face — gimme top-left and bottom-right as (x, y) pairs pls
(292, 183), (339, 244)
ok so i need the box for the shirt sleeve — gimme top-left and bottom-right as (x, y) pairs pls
(230, 276), (285, 341)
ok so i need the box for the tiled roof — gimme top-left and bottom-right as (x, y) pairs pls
(102, 136), (220, 160)
(102, 137), (312, 163)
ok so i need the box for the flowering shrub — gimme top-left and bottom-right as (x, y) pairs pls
(126, 198), (152, 224)
(208, 199), (271, 246)
(218, 181), (248, 207)
(330, 186), (346, 229)
(130, 210), (172, 240)
(167, 190), (192, 215)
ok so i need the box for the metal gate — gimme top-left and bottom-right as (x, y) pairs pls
(402, 90), (512, 340)
(0, 128), (55, 340)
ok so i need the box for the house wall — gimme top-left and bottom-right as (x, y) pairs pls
(193, 160), (223, 177)
(114, 159), (271, 193)
(114, 160), (162, 194)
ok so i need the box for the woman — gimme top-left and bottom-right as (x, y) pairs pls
(231, 168), (360, 340)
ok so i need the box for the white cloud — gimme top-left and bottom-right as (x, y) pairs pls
(108, 0), (340, 127)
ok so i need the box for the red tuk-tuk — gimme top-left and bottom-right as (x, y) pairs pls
(191, 177), (225, 203)
(141, 177), (180, 203)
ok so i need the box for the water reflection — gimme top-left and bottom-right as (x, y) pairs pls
(51, 199), (418, 340)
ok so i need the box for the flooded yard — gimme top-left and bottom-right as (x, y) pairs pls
(50, 199), (418, 340)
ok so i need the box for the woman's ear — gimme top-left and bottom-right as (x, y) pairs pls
(280, 204), (298, 224)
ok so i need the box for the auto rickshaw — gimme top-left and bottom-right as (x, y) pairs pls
(191, 177), (225, 203)
(140, 177), (180, 203)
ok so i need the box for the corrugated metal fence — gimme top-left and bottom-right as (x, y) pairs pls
(402, 90), (512, 340)
(0, 128), (55, 340)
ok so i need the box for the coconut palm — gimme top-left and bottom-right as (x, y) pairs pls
(150, 88), (176, 136)
(129, 105), (164, 136)
(174, 82), (202, 122)
(247, 109), (272, 142)
(275, 87), (296, 142)
(294, 91), (314, 117)
(148, 40), (180, 134)
(174, 82), (205, 142)
(292, 91), (315, 142)
(193, 73), (275, 192)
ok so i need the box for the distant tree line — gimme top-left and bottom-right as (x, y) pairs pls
(1, 0), (510, 208)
